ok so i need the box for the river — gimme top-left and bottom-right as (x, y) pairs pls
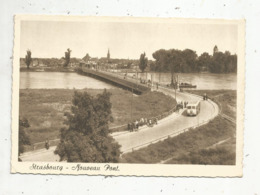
(20, 72), (115, 89)
(20, 71), (236, 90)
(129, 72), (237, 90)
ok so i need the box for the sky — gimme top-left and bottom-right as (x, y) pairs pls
(20, 20), (238, 59)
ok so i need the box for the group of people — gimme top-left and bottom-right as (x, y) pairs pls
(176, 101), (189, 110)
(128, 117), (158, 132)
(203, 93), (208, 100)
(140, 78), (147, 84)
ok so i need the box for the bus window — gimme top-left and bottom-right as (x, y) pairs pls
(192, 106), (195, 109)
(187, 106), (191, 109)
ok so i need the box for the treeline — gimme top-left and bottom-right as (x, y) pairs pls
(150, 46), (237, 73)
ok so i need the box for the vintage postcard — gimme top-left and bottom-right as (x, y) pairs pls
(12, 15), (245, 176)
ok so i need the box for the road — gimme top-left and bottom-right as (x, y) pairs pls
(113, 89), (218, 153)
(20, 74), (219, 162)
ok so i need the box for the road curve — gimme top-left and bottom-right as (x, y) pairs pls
(20, 84), (219, 162)
(113, 88), (219, 153)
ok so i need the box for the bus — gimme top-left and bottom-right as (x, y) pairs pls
(186, 101), (200, 116)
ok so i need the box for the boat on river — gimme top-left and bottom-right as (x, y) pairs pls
(179, 82), (197, 88)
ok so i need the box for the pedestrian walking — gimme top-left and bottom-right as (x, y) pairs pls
(45, 139), (49, 150)
(135, 120), (139, 130)
(132, 122), (136, 131)
(155, 118), (158, 125)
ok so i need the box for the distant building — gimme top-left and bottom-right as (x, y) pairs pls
(213, 45), (219, 55)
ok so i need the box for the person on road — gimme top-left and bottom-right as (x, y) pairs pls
(135, 120), (139, 130)
(45, 139), (49, 150)
(140, 118), (144, 126)
(128, 123), (131, 131)
(155, 118), (158, 125)
(149, 119), (152, 126)
(132, 122), (136, 131)
(203, 93), (208, 100)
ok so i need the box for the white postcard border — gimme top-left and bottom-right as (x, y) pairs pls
(11, 15), (245, 177)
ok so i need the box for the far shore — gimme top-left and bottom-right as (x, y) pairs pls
(20, 67), (75, 72)
(20, 67), (237, 75)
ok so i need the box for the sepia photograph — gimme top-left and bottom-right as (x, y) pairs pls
(11, 15), (245, 176)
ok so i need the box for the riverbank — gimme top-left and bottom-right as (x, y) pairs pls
(20, 88), (176, 147)
(20, 67), (75, 72)
(121, 90), (236, 165)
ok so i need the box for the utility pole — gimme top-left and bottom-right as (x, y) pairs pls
(136, 70), (138, 87)
(175, 86), (176, 100)
(151, 73), (153, 89)
(174, 74), (177, 100)
(131, 87), (133, 122)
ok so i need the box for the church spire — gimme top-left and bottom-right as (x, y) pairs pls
(107, 48), (110, 61)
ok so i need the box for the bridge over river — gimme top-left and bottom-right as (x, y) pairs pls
(20, 68), (219, 162)
(78, 67), (151, 94)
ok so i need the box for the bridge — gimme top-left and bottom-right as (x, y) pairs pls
(77, 67), (150, 95)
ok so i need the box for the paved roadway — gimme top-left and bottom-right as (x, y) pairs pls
(113, 89), (218, 153)
(20, 72), (219, 162)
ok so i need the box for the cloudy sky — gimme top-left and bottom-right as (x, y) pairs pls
(20, 19), (238, 59)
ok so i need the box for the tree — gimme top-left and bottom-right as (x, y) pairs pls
(197, 52), (211, 72)
(152, 49), (196, 74)
(82, 53), (91, 62)
(152, 49), (169, 72)
(64, 48), (72, 67)
(127, 60), (132, 69)
(19, 118), (31, 156)
(149, 61), (156, 71)
(55, 90), (121, 162)
(168, 49), (182, 86)
(139, 52), (148, 72)
(25, 50), (32, 69)
(180, 49), (198, 72)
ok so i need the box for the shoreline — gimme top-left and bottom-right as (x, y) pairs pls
(20, 67), (75, 72)
(20, 68), (238, 75)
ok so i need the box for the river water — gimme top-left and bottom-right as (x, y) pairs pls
(20, 72), (236, 90)
(20, 72), (115, 89)
(131, 72), (237, 90)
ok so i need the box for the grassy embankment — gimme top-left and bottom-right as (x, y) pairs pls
(121, 90), (236, 165)
(20, 89), (176, 145)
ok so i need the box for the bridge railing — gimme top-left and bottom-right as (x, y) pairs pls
(80, 68), (150, 93)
